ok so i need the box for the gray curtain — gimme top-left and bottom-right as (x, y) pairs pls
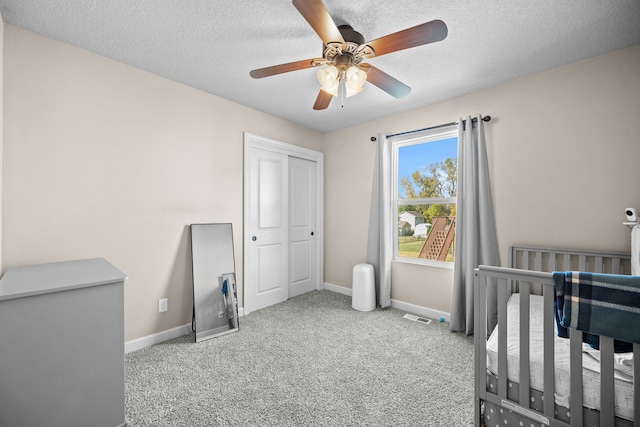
(366, 133), (392, 308)
(450, 115), (499, 334)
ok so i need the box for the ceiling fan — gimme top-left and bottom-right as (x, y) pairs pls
(249, 0), (448, 110)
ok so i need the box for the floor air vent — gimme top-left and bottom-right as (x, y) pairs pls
(403, 314), (432, 324)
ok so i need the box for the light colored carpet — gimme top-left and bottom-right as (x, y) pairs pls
(125, 290), (475, 426)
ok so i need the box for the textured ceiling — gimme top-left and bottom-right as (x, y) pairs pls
(1, 0), (639, 133)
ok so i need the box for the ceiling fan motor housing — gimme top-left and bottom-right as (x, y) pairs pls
(337, 25), (365, 45)
(323, 25), (374, 70)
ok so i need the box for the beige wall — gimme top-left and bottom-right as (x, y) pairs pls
(323, 44), (640, 313)
(2, 25), (323, 341)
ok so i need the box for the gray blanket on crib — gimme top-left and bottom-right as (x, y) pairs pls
(553, 271), (640, 346)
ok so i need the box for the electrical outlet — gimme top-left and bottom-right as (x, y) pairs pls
(218, 311), (225, 318)
(158, 298), (168, 313)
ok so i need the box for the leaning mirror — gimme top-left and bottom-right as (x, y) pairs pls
(190, 223), (239, 342)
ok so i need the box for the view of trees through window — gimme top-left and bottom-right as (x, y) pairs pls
(395, 135), (457, 263)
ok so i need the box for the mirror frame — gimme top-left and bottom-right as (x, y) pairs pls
(190, 223), (239, 342)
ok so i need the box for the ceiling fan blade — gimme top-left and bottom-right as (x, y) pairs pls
(292, 0), (345, 45)
(366, 20), (447, 57)
(313, 89), (333, 110)
(250, 58), (320, 79)
(365, 65), (411, 98)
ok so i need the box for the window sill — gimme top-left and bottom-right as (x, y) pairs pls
(393, 257), (454, 269)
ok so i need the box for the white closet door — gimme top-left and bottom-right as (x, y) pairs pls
(247, 148), (289, 312)
(288, 157), (317, 298)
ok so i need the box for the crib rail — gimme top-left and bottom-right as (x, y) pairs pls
(474, 265), (640, 427)
(511, 245), (631, 275)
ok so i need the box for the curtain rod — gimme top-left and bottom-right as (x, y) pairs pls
(381, 115), (492, 140)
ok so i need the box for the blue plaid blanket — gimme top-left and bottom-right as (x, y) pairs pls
(553, 271), (640, 350)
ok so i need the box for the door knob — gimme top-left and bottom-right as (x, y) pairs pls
(252, 236), (257, 241)
(311, 232), (314, 236)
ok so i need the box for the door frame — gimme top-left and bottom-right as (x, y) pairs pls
(243, 132), (324, 316)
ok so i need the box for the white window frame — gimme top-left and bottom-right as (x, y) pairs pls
(391, 126), (458, 268)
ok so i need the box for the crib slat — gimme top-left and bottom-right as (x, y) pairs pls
(522, 250), (529, 270)
(533, 252), (543, 294)
(497, 278), (508, 398)
(519, 282), (531, 407)
(612, 257), (621, 274)
(519, 251), (529, 293)
(578, 255), (586, 271)
(595, 256), (603, 273)
(473, 270), (487, 427)
(634, 343), (640, 426)
(599, 336), (615, 425)
(549, 253), (556, 276)
(569, 329), (583, 426)
(543, 287), (555, 417)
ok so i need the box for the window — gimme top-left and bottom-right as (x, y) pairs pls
(392, 126), (458, 266)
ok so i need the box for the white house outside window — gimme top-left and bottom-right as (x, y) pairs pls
(392, 126), (458, 267)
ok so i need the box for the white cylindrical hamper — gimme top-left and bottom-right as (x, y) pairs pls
(352, 263), (375, 311)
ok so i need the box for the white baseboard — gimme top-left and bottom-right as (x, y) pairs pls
(125, 323), (192, 353)
(323, 281), (352, 296)
(390, 299), (450, 323)
(323, 281), (449, 322)
(125, 307), (245, 353)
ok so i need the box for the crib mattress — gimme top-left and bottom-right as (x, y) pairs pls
(486, 293), (635, 421)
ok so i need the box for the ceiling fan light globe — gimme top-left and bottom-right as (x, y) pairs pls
(345, 85), (363, 98)
(321, 85), (339, 97)
(346, 66), (367, 91)
(317, 65), (339, 86)
(322, 78), (339, 95)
